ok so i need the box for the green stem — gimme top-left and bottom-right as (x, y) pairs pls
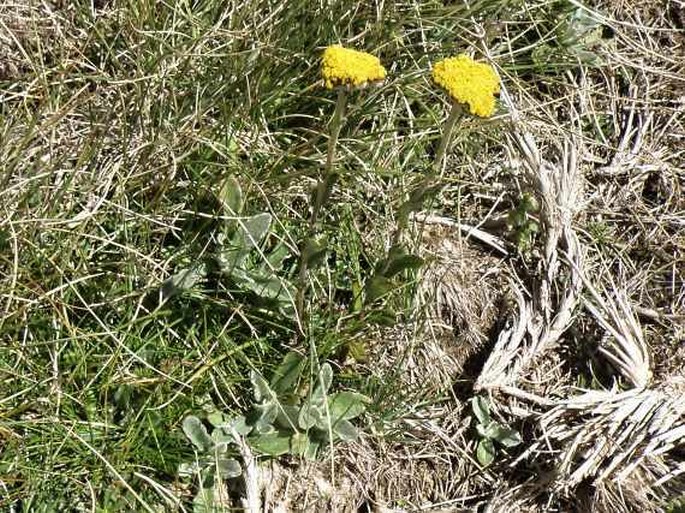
(433, 102), (463, 174)
(295, 88), (348, 332)
(311, 88), (347, 226)
(389, 103), (463, 254)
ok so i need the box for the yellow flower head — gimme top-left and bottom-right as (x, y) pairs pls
(432, 54), (500, 118)
(321, 45), (387, 90)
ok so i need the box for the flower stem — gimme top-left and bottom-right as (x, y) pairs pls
(311, 88), (347, 226)
(295, 89), (348, 333)
(433, 102), (463, 174)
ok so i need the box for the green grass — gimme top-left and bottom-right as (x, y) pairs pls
(2, 0), (684, 511)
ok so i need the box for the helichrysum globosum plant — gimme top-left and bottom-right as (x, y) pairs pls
(321, 45), (387, 90)
(431, 54), (500, 172)
(296, 45), (387, 325)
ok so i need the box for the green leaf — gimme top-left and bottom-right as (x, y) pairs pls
(248, 432), (291, 456)
(471, 396), (490, 426)
(183, 416), (213, 452)
(252, 420), (276, 435)
(347, 340), (367, 362)
(364, 274), (393, 304)
(161, 263), (207, 300)
(397, 179), (441, 223)
(225, 415), (252, 436)
(301, 236), (328, 268)
(520, 193), (539, 213)
(178, 461), (201, 477)
(193, 484), (217, 513)
(311, 363), (333, 403)
(275, 404), (300, 431)
(211, 428), (234, 447)
(241, 212), (271, 249)
(483, 422), (522, 448)
(250, 370), (274, 403)
(383, 245), (423, 278)
(328, 392), (370, 422)
(270, 352), (305, 395)
(290, 432), (309, 456)
(298, 402), (322, 430)
(304, 439), (320, 460)
(266, 243), (290, 269)
(218, 175), (243, 215)
(206, 411), (224, 428)
(332, 419), (358, 442)
(215, 458), (242, 479)
(476, 438), (496, 466)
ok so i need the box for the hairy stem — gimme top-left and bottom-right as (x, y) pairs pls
(433, 102), (463, 174)
(295, 89), (348, 332)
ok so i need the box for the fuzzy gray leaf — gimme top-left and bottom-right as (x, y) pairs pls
(183, 416), (213, 452)
(332, 419), (358, 442)
(477, 438), (495, 466)
(241, 213), (271, 249)
(215, 458), (242, 479)
(471, 396), (490, 426)
(328, 392), (370, 422)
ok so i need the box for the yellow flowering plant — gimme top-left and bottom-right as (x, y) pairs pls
(432, 54), (500, 118)
(430, 54), (500, 173)
(295, 45), (387, 330)
(321, 45), (387, 90)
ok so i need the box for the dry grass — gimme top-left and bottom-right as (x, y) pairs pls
(1, 0), (684, 511)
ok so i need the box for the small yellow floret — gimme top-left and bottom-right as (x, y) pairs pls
(432, 54), (500, 118)
(321, 45), (387, 89)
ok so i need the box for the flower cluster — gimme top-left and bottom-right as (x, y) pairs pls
(321, 46), (499, 118)
(431, 54), (500, 118)
(321, 45), (387, 90)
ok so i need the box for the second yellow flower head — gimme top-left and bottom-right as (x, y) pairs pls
(322, 45), (387, 90)
(432, 54), (500, 118)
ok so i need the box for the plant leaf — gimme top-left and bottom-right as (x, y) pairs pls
(215, 458), (242, 479)
(225, 415), (253, 436)
(219, 176), (242, 215)
(161, 263), (206, 301)
(254, 401), (279, 425)
(183, 416), (213, 452)
(483, 422), (522, 448)
(248, 432), (291, 456)
(178, 461), (201, 477)
(383, 245), (423, 278)
(364, 274), (393, 304)
(206, 412), (224, 428)
(270, 352), (305, 395)
(332, 419), (358, 442)
(298, 402), (322, 430)
(319, 363), (333, 393)
(304, 439), (320, 460)
(301, 236), (328, 268)
(290, 432), (309, 456)
(476, 438), (495, 466)
(241, 212), (271, 249)
(471, 396), (490, 426)
(211, 428), (234, 447)
(250, 370), (274, 403)
(311, 363), (333, 403)
(192, 484), (216, 513)
(328, 392), (370, 422)
(275, 404), (300, 431)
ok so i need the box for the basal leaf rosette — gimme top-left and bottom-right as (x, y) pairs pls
(322, 45), (387, 90)
(432, 54), (500, 118)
